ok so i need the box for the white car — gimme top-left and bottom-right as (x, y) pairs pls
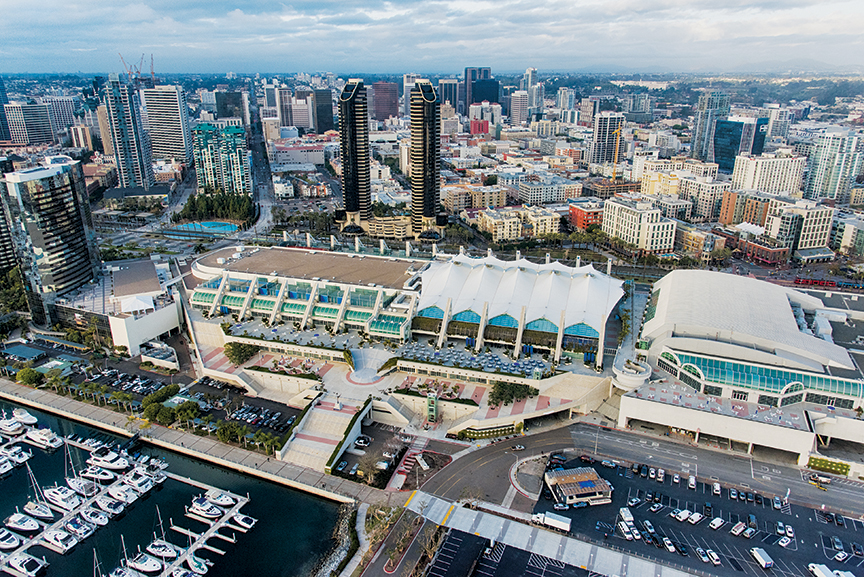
(778, 536), (792, 548)
(688, 512), (704, 525)
(627, 497), (641, 507)
(834, 551), (849, 562)
(707, 549), (721, 566)
(672, 473), (680, 484)
(709, 517), (725, 530)
(663, 537), (676, 553)
(785, 525), (795, 539)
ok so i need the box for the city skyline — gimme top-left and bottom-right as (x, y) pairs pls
(3, 0), (863, 74)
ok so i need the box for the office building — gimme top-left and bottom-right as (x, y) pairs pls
(730, 153), (806, 195)
(96, 105), (113, 156)
(464, 67), (491, 109)
(602, 194), (676, 254)
(263, 83), (278, 108)
(41, 95), (78, 135)
(409, 80), (441, 238)
(718, 190), (773, 226)
(70, 125), (93, 150)
(402, 73), (420, 117)
(590, 112), (625, 164)
(528, 83), (545, 111)
(712, 116), (768, 172)
(276, 87), (293, 127)
(215, 92), (245, 121)
(141, 85), (193, 163)
(767, 106), (792, 140)
(472, 79), (500, 105)
(372, 81), (398, 121)
(312, 88), (334, 134)
(556, 88), (576, 110)
(568, 197), (604, 230)
(509, 91), (529, 125)
(437, 79), (459, 112)
(192, 123), (251, 195)
(338, 80), (371, 229)
(104, 74), (154, 190)
(0, 78), (9, 141)
(0, 156), (99, 326)
(521, 68), (537, 91)
(579, 98), (600, 128)
(4, 103), (54, 145)
(804, 131), (862, 204)
(690, 91), (730, 162)
(764, 197), (833, 253)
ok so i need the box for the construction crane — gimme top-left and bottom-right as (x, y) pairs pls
(150, 54), (155, 83)
(119, 53), (133, 81)
(612, 126), (623, 181)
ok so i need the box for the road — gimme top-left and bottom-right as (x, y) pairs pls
(422, 422), (864, 518)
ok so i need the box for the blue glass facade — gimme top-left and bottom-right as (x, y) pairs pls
(713, 117), (768, 172)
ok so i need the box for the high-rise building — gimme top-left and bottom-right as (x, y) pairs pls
(556, 88), (575, 110)
(463, 67), (491, 109)
(409, 80), (441, 237)
(275, 87), (292, 127)
(622, 94), (653, 123)
(0, 157), (17, 272)
(472, 79), (500, 105)
(96, 104), (113, 156)
(590, 112), (626, 164)
(215, 92), (245, 121)
(690, 91), (731, 162)
(527, 83), (544, 111)
(4, 103), (54, 145)
(104, 74), (154, 190)
(731, 153), (806, 195)
(579, 98), (600, 128)
(509, 91), (529, 125)
(767, 106), (792, 140)
(372, 81), (398, 121)
(436, 79), (459, 112)
(41, 95), (78, 136)
(263, 83), (278, 108)
(712, 116), (768, 172)
(0, 78), (9, 141)
(141, 85), (193, 163)
(0, 156), (99, 325)
(70, 125), (93, 150)
(402, 73), (420, 117)
(521, 68), (537, 91)
(312, 88), (334, 134)
(804, 130), (863, 204)
(338, 80), (371, 228)
(764, 197), (834, 252)
(192, 123), (251, 195)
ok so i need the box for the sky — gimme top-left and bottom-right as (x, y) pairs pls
(2, 0), (863, 74)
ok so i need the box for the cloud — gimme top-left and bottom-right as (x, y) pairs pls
(0, 0), (861, 73)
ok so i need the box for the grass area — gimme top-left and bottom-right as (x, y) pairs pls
(807, 456), (850, 476)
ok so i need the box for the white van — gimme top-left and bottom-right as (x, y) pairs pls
(749, 547), (773, 569)
(688, 475), (697, 489)
(729, 521), (746, 536)
(618, 521), (633, 540)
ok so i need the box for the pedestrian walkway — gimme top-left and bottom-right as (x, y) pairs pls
(404, 491), (693, 577)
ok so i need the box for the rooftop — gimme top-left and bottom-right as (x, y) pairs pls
(112, 261), (162, 298)
(545, 467), (613, 497)
(197, 246), (426, 289)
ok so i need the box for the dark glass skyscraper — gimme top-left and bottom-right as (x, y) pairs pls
(0, 157), (17, 272)
(339, 80), (371, 227)
(463, 67), (491, 110)
(0, 77), (9, 141)
(371, 81), (398, 121)
(713, 116), (769, 172)
(312, 88), (335, 134)
(0, 156), (99, 325)
(472, 79), (500, 105)
(409, 80), (441, 238)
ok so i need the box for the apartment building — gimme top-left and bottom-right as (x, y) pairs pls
(602, 194), (677, 254)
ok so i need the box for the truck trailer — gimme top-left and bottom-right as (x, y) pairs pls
(531, 512), (571, 533)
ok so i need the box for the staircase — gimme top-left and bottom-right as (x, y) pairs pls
(279, 393), (359, 471)
(594, 389), (623, 425)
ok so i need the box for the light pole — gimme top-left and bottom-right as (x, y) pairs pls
(594, 426), (600, 455)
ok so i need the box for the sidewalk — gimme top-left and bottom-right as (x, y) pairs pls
(0, 379), (409, 509)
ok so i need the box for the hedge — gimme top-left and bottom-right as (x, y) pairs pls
(807, 456), (850, 476)
(246, 365), (320, 381)
(325, 396), (372, 472)
(377, 356), (398, 373)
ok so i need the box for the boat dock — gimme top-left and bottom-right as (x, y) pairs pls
(1, 434), (254, 577)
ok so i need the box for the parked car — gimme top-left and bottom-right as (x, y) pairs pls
(627, 497), (641, 507)
(510, 445), (525, 451)
(335, 461), (347, 472)
(772, 496), (782, 510)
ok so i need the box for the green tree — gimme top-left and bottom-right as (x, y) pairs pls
(156, 405), (176, 426)
(223, 342), (260, 366)
(16, 367), (43, 386)
(143, 403), (162, 422)
(175, 400), (200, 427)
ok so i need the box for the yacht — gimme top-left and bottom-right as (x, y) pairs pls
(189, 496), (222, 519)
(0, 445), (32, 465)
(4, 512), (40, 534)
(123, 469), (155, 494)
(66, 475), (99, 497)
(80, 465), (115, 483)
(136, 463), (166, 484)
(233, 513), (257, 530)
(87, 446), (129, 470)
(41, 529), (78, 554)
(126, 551), (162, 574)
(0, 455), (12, 476)
(108, 484), (139, 505)
(23, 500), (53, 522)
(95, 495), (125, 517)
(204, 489), (235, 508)
(24, 428), (63, 450)
(64, 515), (95, 540)
(12, 408), (38, 426)
(80, 508), (109, 527)
(44, 485), (82, 511)
(0, 416), (23, 436)
(6, 553), (49, 577)
(185, 550), (209, 575)
(146, 538), (178, 559)
(172, 569), (197, 577)
(109, 567), (139, 577)
(0, 528), (20, 551)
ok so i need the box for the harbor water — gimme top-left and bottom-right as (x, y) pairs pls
(0, 399), (341, 577)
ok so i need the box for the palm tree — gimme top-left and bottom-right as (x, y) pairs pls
(236, 424), (251, 447)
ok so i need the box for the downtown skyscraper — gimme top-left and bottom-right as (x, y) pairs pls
(338, 79), (371, 228)
(409, 80), (441, 238)
(105, 73), (154, 190)
(690, 91), (731, 163)
(590, 112), (626, 164)
(140, 85), (193, 163)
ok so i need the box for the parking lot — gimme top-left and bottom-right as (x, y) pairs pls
(535, 455), (864, 576)
(332, 422), (408, 479)
(186, 377), (302, 436)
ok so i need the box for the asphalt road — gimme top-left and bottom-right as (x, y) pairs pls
(422, 422), (864, 519)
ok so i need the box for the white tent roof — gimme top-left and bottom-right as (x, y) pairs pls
(418, 254), (624, 333)
(120, 295), (154, 313)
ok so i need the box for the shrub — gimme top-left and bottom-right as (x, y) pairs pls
(142, 384), (180, 408)
(16, 367), (43, 386)
(224, 342), (260, 365)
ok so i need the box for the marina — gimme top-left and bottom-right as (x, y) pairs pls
(0, 399), (339, 577)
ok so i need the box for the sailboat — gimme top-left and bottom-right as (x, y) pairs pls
(23, 463), (53, 521)
(108, 536), (140, 577)
(145, 506), (178, 559)
(65, 442), (99, 497)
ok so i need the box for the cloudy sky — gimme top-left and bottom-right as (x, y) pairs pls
(2, 0), (863, 74)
